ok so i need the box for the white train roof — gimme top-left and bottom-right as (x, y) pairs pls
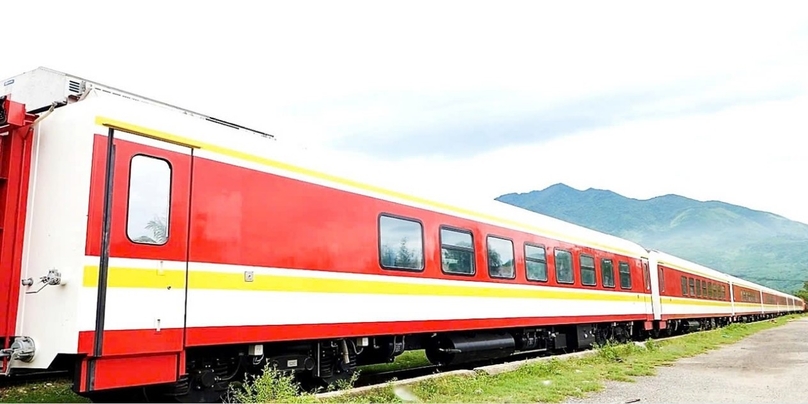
(8, 66), (645, 259)
(650, 250), (731, 283)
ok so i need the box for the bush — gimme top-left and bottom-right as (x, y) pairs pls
(225, 364), (316, 404)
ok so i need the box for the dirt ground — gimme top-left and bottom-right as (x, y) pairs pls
(565, 317), (808, 404)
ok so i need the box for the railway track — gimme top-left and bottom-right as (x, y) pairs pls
(348, 328), (710, 393)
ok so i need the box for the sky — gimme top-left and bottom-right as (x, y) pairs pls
(3, 0), (808, 223)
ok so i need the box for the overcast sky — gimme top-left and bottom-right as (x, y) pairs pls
(4, 1), (808, 224)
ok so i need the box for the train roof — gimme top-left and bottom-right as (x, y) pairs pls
(650, 250), (731, 283)
(2, 67), (651, 260)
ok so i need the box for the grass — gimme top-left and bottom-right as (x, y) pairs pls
(356, 350), (430, 373)
(2, 314), (803, 403)
(315, 314), (806, 403)
(0, 379), (88, 403)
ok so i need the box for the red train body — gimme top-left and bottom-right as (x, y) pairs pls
(0, 68), (803, 402)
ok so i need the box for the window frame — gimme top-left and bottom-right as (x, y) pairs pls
(439, 226), (476, 276)
(601, 258), (615, 288)
(618, 261), (632, 289)
(579, 253), (597, 287)
(524, 243), (548, 283)
(554, 248), (574, 284)
(681, 276), (688, 296)
(377, 213), (426, 272)
(486, 235), (516, 280)
(126, 153), (173, 246)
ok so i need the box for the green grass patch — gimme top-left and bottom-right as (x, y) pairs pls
(0, 379), (88, 403)
(356, 350), (430, 373)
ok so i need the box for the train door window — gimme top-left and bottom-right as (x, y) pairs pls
(580, 254), (596, 286)
(643, 263), (651, 291)
(440, 227), (475, 275)
(554, 249), (574, 284)
(127, 155), (172, 245)
(601, 259), (615, 288)
(378, 215), (424, 271)
(487, 236), (515, 279)
(689, 278), (695, 295)
(681, 276), (687, 296)
(658, 267), (665, 292)
(524, 244), (548, 282)
(617, 262), (631, 289)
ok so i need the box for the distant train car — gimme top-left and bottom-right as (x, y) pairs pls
(647, 250), (734, 334)
(0, 67), (803, 402)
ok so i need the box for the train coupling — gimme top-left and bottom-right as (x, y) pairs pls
(0, 336), (36, 363)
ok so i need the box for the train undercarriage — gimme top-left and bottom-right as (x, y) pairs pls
(75, 313), (792, 403)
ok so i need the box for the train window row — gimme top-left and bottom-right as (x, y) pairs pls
(680, 276), (726, 301)
(739, 290), (759, 303)
(378, 214), (632, 289)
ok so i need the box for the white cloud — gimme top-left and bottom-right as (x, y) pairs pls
(2, 0), (808, 223)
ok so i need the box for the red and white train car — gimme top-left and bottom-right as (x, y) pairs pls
(648, 250), (734, 333)
(0, 67), (803, 402)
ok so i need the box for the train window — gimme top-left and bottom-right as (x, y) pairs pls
(440, 227), (475, 275)
(487, 236), (515, 279)
(601, 259), (615, 288)
(580, 254), (596, 286)
(689, 278), (695, 295)
(554, 249), (574, 284)
(696, 280), (701, 297)
(681, 276), (687, 296)
(618, 262), (631, 289)
(658, 267), (665, 292)
(702, 281), (707, 297)
(378, 215), (424, 271)
(126, 155), (171, 245)
(524, 244), (548, 282)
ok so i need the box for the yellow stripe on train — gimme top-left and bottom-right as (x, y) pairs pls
(82, 265), (650, 303)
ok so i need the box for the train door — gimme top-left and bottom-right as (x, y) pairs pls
(641, 259), (654, 321)
(84, 128), (193, 392)
(645, 251), (662, 322)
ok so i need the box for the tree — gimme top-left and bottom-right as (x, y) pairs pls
(135, 215), (168, 244)
(795, 281), (808, 305)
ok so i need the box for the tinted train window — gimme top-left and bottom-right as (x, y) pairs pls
(379, 215), (424, 271)
(681, 276), (687, 296)
(525, 244), (547, 282)
(555, 249), (573, 284)
(440, 227), (475, 275)
(487, 236), (515, 279)
(127, 155), (171, 245)
(580, 254), (596, 286)
(601, 259), (615, 288)
(618, 262), (631, 289)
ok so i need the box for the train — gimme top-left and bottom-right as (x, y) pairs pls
(0, 67), (804, 402)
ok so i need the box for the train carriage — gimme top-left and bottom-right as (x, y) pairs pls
(0, 67), (804, 402)
(648, 250), (734, 333)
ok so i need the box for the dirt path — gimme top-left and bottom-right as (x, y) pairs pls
(565, 318), (808, 404)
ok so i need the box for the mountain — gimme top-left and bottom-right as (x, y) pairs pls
(496, 183), (808, 293)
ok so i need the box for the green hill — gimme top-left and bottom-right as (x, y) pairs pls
(495, 183), (808, 293)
